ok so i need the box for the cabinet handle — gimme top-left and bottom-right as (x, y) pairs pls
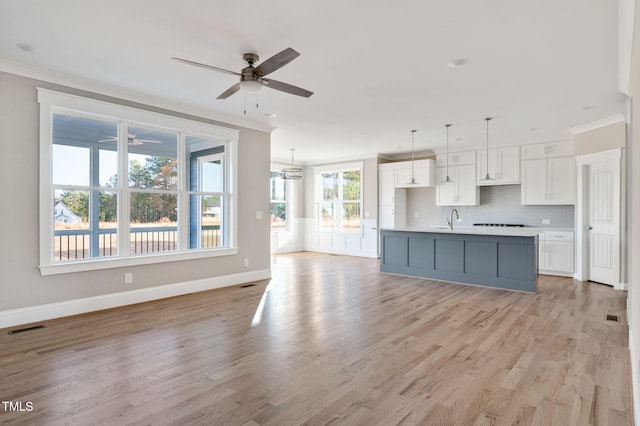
(585, 226), (593, 230)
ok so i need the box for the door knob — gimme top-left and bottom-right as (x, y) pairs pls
(585, 226), (593, 230)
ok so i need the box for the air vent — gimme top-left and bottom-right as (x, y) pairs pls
(8, 325), (46, 335)
(606, 314), (620, 322)
(240, 284), (256, 288)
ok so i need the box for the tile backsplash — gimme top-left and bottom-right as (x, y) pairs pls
(405, 185), (575, 228)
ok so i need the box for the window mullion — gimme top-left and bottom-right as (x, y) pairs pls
(119, 122), (130, 257)
(179, 133), (189, 251)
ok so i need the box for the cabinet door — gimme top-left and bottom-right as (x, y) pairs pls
(538, 234), (546, 270)
(395, 167), (414, 188)
(521, 159), (547, 205)
(545, 241), (574, 272)
(455, 164), (479, 206)
(497, 146), (520, 184)
(378, 205), (394, 229)
(476, 148), (497, 185)
(521, 143), (548, 160)
(546, 141), (574, 158)
(378, 170), (395, 205)
(547, 157), (575, 204)
(436, 167), (456, 206)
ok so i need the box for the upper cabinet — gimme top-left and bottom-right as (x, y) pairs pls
(379, 159), (436, 189)
(476, 146), (520, 186)
(435, 150), (478, 206)
(521, 141), (575, 205)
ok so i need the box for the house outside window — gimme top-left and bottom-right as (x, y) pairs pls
(270, 171), (287, 229)
(315, 162), (362, 233)
(38, 89), (239, 274)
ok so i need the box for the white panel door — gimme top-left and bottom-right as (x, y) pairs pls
(587, 159), (620, 286)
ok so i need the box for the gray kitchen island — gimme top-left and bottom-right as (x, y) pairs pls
(380, 227), (539, 292)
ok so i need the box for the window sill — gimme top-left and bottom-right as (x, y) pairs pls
(39, 248), (238, 276)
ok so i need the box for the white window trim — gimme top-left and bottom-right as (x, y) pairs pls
(38, 88), (239, 275)
(314, 161), (364, 234)
(270, 162), (290, 231)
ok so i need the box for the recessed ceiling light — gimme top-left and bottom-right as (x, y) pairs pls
(264, 112), (277, 118)
(529, 127), (538, 131)
(582, 105), (595, 110)
(17, 43), (44, 54)
(447, 58), (469, 68)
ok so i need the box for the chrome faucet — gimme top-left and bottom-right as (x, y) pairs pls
(446, 208), (459, 230)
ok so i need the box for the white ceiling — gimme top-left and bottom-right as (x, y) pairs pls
(0, 0), (626, 164)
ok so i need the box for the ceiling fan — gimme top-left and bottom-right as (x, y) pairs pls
(170, 47), (313, 100)
(97, 133), (163, 146)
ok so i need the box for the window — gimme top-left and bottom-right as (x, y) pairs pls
(269, 171), (287, 229)
(38, 89), (239, 274)
(315, 163), (362, 233)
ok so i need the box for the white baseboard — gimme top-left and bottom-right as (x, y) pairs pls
(0, 269), (271, 329)
(618, 282), (629, 291)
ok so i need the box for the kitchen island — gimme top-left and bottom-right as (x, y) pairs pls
(380, 227), (539, 292)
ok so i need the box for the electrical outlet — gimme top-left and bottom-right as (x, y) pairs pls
(244, 258), (249, 267)
(124, 272), (133, 284)
(542, 219), (551, 225)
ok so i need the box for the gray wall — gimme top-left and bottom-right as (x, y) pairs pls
(0, 71), (271, 311)
(406, 185), (575, 228)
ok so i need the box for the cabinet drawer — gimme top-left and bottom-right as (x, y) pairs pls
(543, 231), (574, 241)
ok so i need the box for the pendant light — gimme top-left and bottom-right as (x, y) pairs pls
(282, 148), (303, 180)
(407, 130), (418, 185)
(479, 117), (495, 181)
(442, 124), (454, 183)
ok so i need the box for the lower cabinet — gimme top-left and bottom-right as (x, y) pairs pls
(538, 231), (574, 276)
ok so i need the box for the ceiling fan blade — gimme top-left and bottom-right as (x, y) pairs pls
(217, 83), (242, 99)
(170, 57), (241, 76)
(263, 78), (313, 98)
(96, 137), (116, 143)
(253, 48), (300, 77)
(134, 139), (163, 144)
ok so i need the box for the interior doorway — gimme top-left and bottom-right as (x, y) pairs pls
(575, 148), (622, 287)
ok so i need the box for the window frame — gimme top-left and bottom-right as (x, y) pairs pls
(269, 167), (288, 231)
(314, 162), (363, 234)
(38, 89), (239, 275)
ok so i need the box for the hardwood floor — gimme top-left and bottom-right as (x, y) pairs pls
(0, 252), (632, 425)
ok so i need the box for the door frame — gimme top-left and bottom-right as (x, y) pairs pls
(575, 148), (622, 288)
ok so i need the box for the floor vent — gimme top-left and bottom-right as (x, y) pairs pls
(240, 284), (256, 288)
(8, 325), (46, 335)
(606, 314), (620, 322)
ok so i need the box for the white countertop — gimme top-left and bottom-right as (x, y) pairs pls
(379, 226), (548, 237)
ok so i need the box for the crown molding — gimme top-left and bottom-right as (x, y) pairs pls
(569, 114), (626, 135)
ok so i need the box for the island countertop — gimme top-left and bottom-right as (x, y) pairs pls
(379, 226), (546, 238)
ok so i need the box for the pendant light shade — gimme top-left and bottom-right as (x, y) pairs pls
(442, 124), (454, 183)
(407, 130), (418, 185)
(479, 117), (495, 181)
(282, 148), (303, 180)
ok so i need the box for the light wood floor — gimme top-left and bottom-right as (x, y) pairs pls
(0, 252), (632, 425)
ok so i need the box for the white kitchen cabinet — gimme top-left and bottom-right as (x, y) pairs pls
(394, 159), (436, 188)
(436, 164), (478, 206)
(476, 146), (520, 186)
(378, 168), (395, 205)
(538, 231), (574, 276)
(521, 141), (574, 160)
(521, 141), (575, 205)
(436, 150), (475, 167)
